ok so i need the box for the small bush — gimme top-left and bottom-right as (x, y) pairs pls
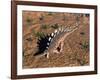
(41, 24), (48, 29)
(80, 41), (89, 51)
(51, 23), (59, 29)
(26, 17), (33, 25)
(80, 59), (87, 66)
(48, 12), (53, 15)
(35, 32), (45, 38)
(32, 29), (44, 38)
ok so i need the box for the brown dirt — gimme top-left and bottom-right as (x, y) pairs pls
(22, 11), (90, 68)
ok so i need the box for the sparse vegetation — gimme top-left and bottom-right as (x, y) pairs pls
(80, 32), (85, 35)
(41, 24), (48, 29)
(23, 11), (89, 68)
(80, 41), (89, 51)
(26, 17), (33, 26)
(36, 32), (44, 38)
(39, 14), (44, 20)
(51, 23), (59, 29)
(35, 32), (45, 38)
(79, 59), (87, 66)
(32, 29), (45, 38)
(48, 12), (53, 15)
(62, 13), (66, 21)
(70, 52), (88, 66)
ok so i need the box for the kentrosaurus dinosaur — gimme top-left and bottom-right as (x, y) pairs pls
(34, 22), (80, 58)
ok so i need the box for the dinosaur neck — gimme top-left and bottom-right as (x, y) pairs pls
(62, 27), (78, 42)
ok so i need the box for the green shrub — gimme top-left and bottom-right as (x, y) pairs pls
(26, 17), (33, 25)
(79, 59), (87, 66)
(35, 32), (45, 38)
(80, 41), (89, 51)
(51, 23), (59, 29)
(41, 24), (48, 29)
(48, 12), (53, 15)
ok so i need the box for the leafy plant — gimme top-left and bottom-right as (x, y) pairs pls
(31, 29), (45, 38)
(26, 17), (33, 26)
(35, 32), (45, 38)
(80, 41), (89, 51)
(41, 24), (48, 29)
(48, 12), (53, 15)
(79, 59), (87, 66)
(51, 23), (59, 29)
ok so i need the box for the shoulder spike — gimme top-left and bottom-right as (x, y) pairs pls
(51, 33), (54, 37)
(54, 29), (57, 33)
(47, 43), (50, 45)
(48, 37), (51, 41)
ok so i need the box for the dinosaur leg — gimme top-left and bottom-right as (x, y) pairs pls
(44, 51), (49, 59)
(46, 53), (49, 59)
(60, 42), (64, 53)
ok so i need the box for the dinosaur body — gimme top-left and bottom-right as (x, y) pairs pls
(34, 22), (80, 58)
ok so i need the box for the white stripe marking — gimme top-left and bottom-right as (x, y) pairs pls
(47, 43), (49, 45)
(54, 30), (57, 33)
(51, 33), (54, 36)
(48, 37), (51, 41)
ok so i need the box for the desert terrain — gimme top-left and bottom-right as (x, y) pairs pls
(22, 11), (89, 68)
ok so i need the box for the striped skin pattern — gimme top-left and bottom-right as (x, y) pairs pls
(34, 22), (80, 58)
